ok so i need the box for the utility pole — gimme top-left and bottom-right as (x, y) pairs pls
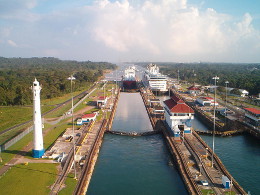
(225, 81), (229, 128)
(212, 76), (219, 167)
(68, 75), (77, 179)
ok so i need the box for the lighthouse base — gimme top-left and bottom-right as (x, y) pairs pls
(32, 149), (45, 158)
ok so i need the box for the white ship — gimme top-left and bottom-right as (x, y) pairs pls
(143, 63), (168, 93)
(123, 66), (136, 89)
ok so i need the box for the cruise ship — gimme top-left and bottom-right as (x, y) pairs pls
(143, 63), (168, 94)
(123, 66), (136, 89)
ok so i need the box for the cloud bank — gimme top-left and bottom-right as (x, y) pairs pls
(0, 0), (260, 62)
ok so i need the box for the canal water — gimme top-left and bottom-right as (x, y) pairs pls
(87, 93), (188, 195)
(195, 122), (260, 194)
(88, 78), (260, 195)
(159, 95), (260, 194)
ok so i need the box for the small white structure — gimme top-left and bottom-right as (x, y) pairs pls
(82, 113), (97, 123)
(222, 175), (231, 189)
(187, 86), (200, 95)
(244, 107), (260, 128)
(239, 89), (249, 97)
(207, 86), (249, 97)
(97, 96), (108, 108)
(77, 119), (83, 125)
(164, 95), (194, 139)
(196, 97), (218, 106)
(31, 79), (44, 158)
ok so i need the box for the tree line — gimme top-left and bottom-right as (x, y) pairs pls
(145, 62), (259, 96)
(0, 57), (116, 105)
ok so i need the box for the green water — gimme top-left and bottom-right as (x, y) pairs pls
(88, 92), (260, 194)
(87, 93), (188, 194)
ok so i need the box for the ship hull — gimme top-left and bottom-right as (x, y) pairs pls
(123, 80), (137, 89)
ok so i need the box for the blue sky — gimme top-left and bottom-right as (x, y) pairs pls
(1, 0), (260, 62)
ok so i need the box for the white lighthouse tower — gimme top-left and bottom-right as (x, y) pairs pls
(32, 78), (44, 158)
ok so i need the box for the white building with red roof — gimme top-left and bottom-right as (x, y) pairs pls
(82, 113), (97, 123)
(196, 97), (218, 106)
(187, 86), (200, 95)
(97, 96), (108, 108)
(164, 95), (194, 138)
(244, 108), (260, 129)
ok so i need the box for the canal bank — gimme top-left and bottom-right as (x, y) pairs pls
(87, 92), (188, 194)
(160, 95), (260, 194)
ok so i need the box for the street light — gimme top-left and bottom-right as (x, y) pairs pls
(67, 75), (77, 179)
(225, 81), (229, 128)
(212, 76), (219, 167)
(103, 80), (107, 119)
(177, 70), (180, 84)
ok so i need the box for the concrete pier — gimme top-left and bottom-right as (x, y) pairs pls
(138, 84), (247, 195)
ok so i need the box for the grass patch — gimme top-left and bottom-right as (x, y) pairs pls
(0, 132), (33, 169)
(0, 122), (33, 145)
(224, 191), (236, 195)
(58, 173), (78, 195)
(0, 105), (54, 134)
(201, 189), (215, 195)
(0, 163), (57, 195)
(45, 103), (73, 118)
(0, 106), (33, 132)
(44, 123), (70, 150)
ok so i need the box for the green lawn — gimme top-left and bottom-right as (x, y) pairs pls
(0, 163), (58, 195)
(0, 106), (33, 132)
(44, 123), (70, 150)
(0, 122), (33, 145)
(201, 189), (215, 195)
(0, 132), (33, 169)
(0, 105), (53, 133)
(58, 173), (78, 195)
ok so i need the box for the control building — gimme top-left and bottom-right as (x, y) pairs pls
(163, 95), (194, 139)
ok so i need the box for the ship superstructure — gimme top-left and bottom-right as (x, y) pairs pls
(123, 65), (136, 89)
(143, 63), (168, 93)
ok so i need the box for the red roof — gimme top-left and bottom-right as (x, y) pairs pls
(164, 96), (194, 113)
(187, 86), (200, 90)
(82, 113), (96, 118)
(244, 108), (260, 115)
(203, 97), (213, 100)
(98, 96), (107, 100)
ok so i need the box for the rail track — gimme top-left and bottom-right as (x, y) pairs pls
(184, 135), (221, 194)
(192, 131), (247, 194)
(73, 120), (107, 195)
(162, 126), (202, 195)
(49, 124), (90, 195)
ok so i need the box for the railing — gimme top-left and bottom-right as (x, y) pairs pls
(192, 131), (247, 194)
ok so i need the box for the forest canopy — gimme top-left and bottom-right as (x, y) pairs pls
(0, 57), (116, 106)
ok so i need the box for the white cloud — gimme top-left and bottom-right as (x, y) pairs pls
(7, 40), (18, 47)
(0, 0), (260, 62)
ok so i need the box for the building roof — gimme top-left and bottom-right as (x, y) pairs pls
(82, 113), (96, 118)
(244, 108), (260, 115)
(164, 95), (194, 113)
(203, 97), (213, 100)
(187, 86), (200, 91)
(98, 96), (107, 100)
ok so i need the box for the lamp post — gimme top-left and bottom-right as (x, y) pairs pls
(103, 80), (107, 119)
(225, 81), (229, 127)
(212, 76), (219, 167)
(116, 69), (118, 94)
(177, 70), (179, 84)
(67, 75), (77, 179)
